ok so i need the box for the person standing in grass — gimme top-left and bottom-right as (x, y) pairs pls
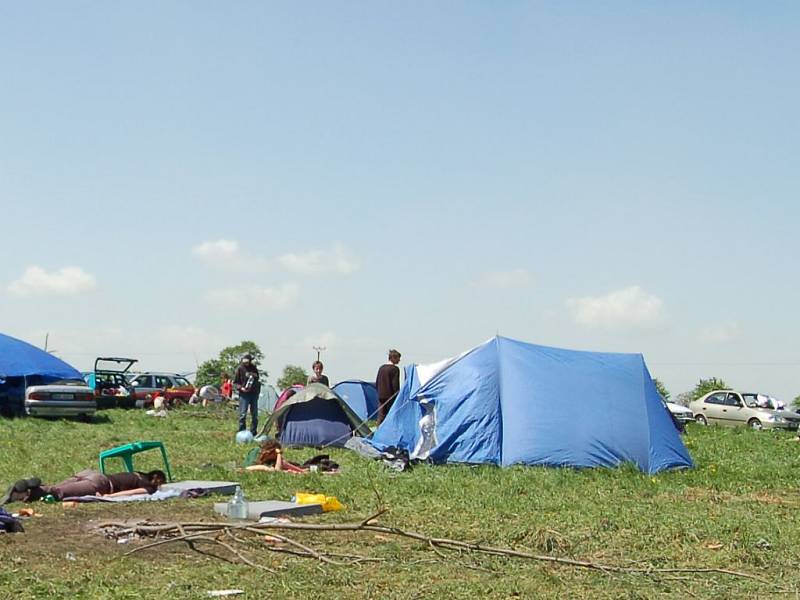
(220, 373), (233, 400)
(375, 349), (401, 425)
(234, 354), (261, 436)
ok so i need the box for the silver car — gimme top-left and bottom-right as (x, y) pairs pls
(25, 380), (96, 420)
(690, 390), (800, 430)
(666, 401), (695, 425)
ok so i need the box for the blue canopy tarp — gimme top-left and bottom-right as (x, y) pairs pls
(0, 333), (82, 381)
(369, 336), (692, 474)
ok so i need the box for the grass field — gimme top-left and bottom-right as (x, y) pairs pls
(1, 406), (799, 599)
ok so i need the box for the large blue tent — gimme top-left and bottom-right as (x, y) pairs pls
(0, 333), (82, 381)
(369, 336), (692, 474)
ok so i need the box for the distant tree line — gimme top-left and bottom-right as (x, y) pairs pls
(195, 341), (266, 388)
(194, 342), (310, 392)
(653, 377), (731, 407)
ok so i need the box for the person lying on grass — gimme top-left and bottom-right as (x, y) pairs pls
(1, 469), (167, 504)
(245, 440), (339, 474)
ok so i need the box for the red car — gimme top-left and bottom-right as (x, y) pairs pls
(129, 372), (195, 407)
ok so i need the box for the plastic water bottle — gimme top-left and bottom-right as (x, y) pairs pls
(227, 486), (248, 519)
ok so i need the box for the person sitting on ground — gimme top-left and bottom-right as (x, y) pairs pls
(245, 440), (339, 474)
(246, 440), (306, 473)
(1, 469), (167, 504)
(189, 384), (222, 407)
(307, 361), (330, 386)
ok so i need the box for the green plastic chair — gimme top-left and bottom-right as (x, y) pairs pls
(98, 441), (173, 482)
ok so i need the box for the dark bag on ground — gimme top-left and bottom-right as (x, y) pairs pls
(302, 454), (340, 472)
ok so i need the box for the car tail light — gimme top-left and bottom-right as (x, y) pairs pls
(28, 392), (49, 400)
(78, 393), (94, 402)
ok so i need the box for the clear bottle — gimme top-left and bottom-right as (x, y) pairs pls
(227, 485), (248, 519)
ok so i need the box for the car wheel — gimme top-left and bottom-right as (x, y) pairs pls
(695, 414), (707, 425)
(748, 418), (762, 430)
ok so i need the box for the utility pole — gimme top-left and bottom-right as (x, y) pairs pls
(312, 346), (326, 361)
(43, 333), (57, 355)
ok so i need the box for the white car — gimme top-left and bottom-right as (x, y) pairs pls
(665, 401), (694, 425)
(689, 390), (799, 430)
(25, 380), (96, 420)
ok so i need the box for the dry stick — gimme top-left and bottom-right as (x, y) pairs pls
(265, 546), (383, 564)
(112, 517), (771, 585)
(118, 521), (348, 567)
(191, 535), (276, 573)
(246, 529), (345, 566)
(184, 537), (238, 565)
(249, 520), (773, 585)
(119, 518), (272, 557)
(427, 540), (448, 560)
(118, 509), (389, 553)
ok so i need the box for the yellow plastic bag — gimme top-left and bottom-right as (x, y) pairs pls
(295, 492), (345, 512)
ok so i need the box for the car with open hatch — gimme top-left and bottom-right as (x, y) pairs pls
(83, 357), (138, 409)
(689, 390), (800, 430)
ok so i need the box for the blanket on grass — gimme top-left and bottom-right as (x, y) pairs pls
(64, 488), (208, 503)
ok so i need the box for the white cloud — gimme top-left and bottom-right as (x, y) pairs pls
(192, 239), (270, 271)
(192, 239), (241, 262)
(566, 285), (664, 329)
(8, 266), (97, 296)
(205, 283), (299, 311)
(193, 240), (359, 276)
(470, 268), (534, 289)
(697, 322), (742, 344)
(278, 243), (360, 275)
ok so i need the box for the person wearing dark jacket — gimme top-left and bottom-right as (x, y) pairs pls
(307, 360), (330, 386)
(234, 353), (261, 436)
(375, 349), (401, 425)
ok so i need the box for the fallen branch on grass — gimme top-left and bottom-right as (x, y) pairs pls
(97, 513), (776, 586)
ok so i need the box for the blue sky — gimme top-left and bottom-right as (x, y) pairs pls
(1, 3), (798, 400)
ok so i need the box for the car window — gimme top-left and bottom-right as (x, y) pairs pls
(134, 375), (154, 387)
(175, 376), (191, 387)
(155, 375), (172, 388)
(742, 394), (761, 408)
(705, 393), (726, 405)
(725, 393), (742, 407)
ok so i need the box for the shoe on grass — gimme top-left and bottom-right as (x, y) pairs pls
(0, 477), (42, 504)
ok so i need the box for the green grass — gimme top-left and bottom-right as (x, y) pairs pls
(1, 407), (799, 599)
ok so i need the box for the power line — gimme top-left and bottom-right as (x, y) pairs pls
(650, 362), (800, 367)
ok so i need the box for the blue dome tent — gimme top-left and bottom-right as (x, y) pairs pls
(332, 380), (379, 421)
(261, 383), (371, 448)
(369, 336), (692, 474)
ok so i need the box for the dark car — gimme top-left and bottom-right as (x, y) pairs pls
(83, 357), (138, 409)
